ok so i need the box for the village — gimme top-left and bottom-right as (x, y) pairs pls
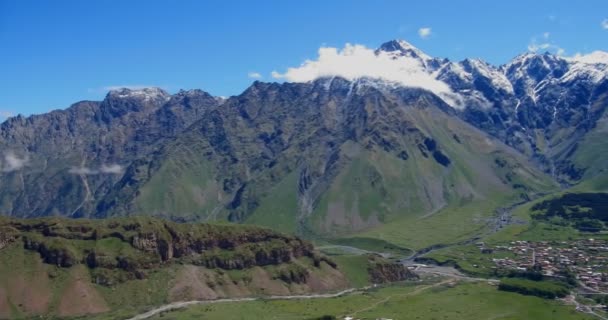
(484, 239), (608, 292)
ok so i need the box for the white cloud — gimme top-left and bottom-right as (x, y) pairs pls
(248, 72), (262, 79)
(528, 42), (550, 52)
(271, 71), (282, 79)
(69, 167), (98, 175)
(527, 35), (565, 56)
(2, 152), (28, 172)
(0, 110), (14, 119)
(100, 164), (123, 174)
(418, 27), (432, 39)
(69, 163), (124, 175)
(271, 43), (462, 108)
(568, 51), (608, 64)
(602, 19), (608, 30)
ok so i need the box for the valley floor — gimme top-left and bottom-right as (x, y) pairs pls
(112, 277), (591, 320)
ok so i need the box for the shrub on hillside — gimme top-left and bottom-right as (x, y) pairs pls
(498, 278), (569, 299)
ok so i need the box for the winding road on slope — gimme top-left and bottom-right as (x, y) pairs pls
(124, 268), (506, 320)
(125, 287), (371, 320)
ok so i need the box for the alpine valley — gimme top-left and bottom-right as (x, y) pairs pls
(1, 39), (608, 319)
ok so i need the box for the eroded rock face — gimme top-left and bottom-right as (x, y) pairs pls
(367, 255), (419, 284)
(2, 218), (330, 284)
(131, 233), (160, 254)
(0, 228), (17, 250)
(23, 236), (77, 267)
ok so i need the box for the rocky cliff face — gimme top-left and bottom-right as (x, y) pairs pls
(3, 217), (331, 280)
(0, 226), (17, 250)
(0, 88), (220, 218)
(367, 254), (419, 284)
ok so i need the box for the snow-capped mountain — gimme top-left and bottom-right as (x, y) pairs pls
(372, 40), (608, 183)
(373, 40), (607, 112)
(376, 39), (444, 71)
(1, 39), (607, 221)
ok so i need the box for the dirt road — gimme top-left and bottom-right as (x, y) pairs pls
(125, 287), (370, 320)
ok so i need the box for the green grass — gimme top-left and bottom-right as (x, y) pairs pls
(571, 108), (608, 188)
(93, 267), (174, 317)
(330, 255), (370, 288)
(360, 197), (511, 250)
(136, 146), (223, 221)
(330, 237), (413, 257)
(100, 281), (593, 320)
(498, 278), (569, 299)
(422, 244), (516, 276)
(487, 191), (608, 245)
(1, 217), (336, 318)
(246, 171), (299, 235)
(0, 243), (39, 319)
(308, 149), (428, 236)
(418, 191), (608, 279)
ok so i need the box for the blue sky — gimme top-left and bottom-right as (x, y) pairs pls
(1, 0), (607, 118)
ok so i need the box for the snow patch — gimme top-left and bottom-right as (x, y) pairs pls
(467, 59), (514, 94)
(569, 51), (608, 65)
(108, 87), (170, 102)
(561, 51), (608, 83)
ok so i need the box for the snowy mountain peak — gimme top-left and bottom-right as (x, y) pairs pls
(504, 52), (565, 73)
(502, 52), (570, 99)
(462, 59), (514, 94)
(569, 51), (608, 65)
(107, 87), (170, 102)
(561, 52), (608, 84)
(377, 39), (433, 61)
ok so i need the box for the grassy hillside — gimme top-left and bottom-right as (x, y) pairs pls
(418, 190), (608, 277)
(95, 84), (557, 248)
(0, 217), (353, 319)
(570, 106), (608, 191)
(101, 281), (591, 320)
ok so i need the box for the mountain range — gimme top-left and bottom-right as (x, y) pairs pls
(1, 39), (607, 238)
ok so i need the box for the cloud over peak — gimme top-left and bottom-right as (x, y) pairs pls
(527, 33), (565, 56)
(0, 110), (14, 120)
(248, 72), (262, 79)
(271, 43), (461, 107)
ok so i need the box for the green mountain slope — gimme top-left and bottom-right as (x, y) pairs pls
(101, 79), (556, 240)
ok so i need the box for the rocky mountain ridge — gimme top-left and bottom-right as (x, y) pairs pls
(383, 40), (608, 182)
(0, 39), (606, 236)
